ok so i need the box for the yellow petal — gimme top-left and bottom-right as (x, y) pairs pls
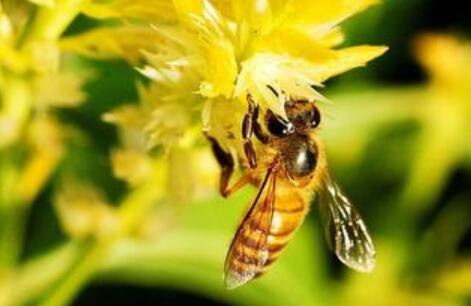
(0, 9), (13, 41)
(198, 38), (237, 98)
(28, 0), (54, 8)
(111, 149), (153, 186)
(235, 46), (386, 117)
(317, 26), (345, 47)
(82, 0), (177, 22)
(33, 71), (87, 107)
(313, 45), (388, 82)
(184, 0), (237, 98)
(232, 0), (274, 34)
(415, 34), (471, 86)
(25, 39), (60, 73)
(103, 104), (149, 151)
(1, 1), (32, 37)
(285, 0), (379, 26)
(252, 27), (337, 63)
(235, 53), (326, 117)
(59, 26), (164, 63)
(172, 0), (204, 28)
(209, 0), (233, 20)
(17, 116), (64, 203)
(54, 181), (119, 239)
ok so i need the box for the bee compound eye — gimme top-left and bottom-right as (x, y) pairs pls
(265, 110), (294, 137)
(310, 106), (321, 128)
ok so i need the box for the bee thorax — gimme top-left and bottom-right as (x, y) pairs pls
(281, 135), (318, 185)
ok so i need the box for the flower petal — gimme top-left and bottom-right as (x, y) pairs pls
(312, 45), (388, 82)
(82, 0), (177, 22)
(251, 27), (337, 63)
(59, 26), (164, 63)
(33, 71), (87, 107)
(284, 0), (379, 26)
(173, 0), (204, 28)
(54, 181), (118, 239)
(28, 0), (54, 8)
(179, 0), (237, 98)
(235, 53), (326, 117)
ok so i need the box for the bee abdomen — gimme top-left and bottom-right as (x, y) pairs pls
(259, 191), (309, 275)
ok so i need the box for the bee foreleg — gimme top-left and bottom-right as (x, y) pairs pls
(242, 95), (263, 169)
(242, 114), (257, 169)
(253, 105), (269, 144)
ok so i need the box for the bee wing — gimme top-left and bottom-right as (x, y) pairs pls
(224, 167), (277, 289)
(317, 173), (376, 272)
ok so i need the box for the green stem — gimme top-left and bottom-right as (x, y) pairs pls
(0, 242), (82, 306)
(0, 75), (31, 149)
(36, 241), (109, 306)
(118, 159), (167, 233)
(0, 0), (87, 304)
(0, 82), (31, 281)
(35, 162), (167, 306)
(23, 0), (87, 43)
(0, 152), (20, 270)
(0, 204), (26, 270)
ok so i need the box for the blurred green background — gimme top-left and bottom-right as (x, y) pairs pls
(1, 0), (470, 305)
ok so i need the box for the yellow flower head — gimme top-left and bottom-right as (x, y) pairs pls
(415, 33), (471, 91)
(138, 0), (387, 155)
(74, 0), (387, 170)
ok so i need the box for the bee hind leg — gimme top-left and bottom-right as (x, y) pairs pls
(206, 135), (250, 198)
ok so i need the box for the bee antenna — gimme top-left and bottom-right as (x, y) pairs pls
(266, 85), (279, 97)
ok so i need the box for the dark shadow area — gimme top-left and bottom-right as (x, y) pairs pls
(73, 284), (232, 306)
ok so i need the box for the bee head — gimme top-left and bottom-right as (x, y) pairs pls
(264, 100), (321, 138)
(265, 109), (295, 137)
(284, 100), (321, 131)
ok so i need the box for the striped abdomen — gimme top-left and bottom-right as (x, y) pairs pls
(224, 176), (311, 289)
(259, 185), (310, 275)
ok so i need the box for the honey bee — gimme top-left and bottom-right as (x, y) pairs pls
(207, 94), (375, 289)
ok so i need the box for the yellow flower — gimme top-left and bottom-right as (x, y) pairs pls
(50, 1), (387, 210)
(71, 0), (386, 154)
(82, 0), (177, 22)
(59, 26), (165, 63)
(0, 1), (88, 147)
(103, 82), (218, 201)
(54, 181), (119, 239)
(159, 0), (386, 156)
(168, 1), (386, 92)
(400, 34), (471, 211)
(415, 34), (471, 93)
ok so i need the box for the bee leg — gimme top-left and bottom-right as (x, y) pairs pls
(206, 135), (250, 198)
(243, 95), (262, 169)
(252, 106), (269, 144)
(222, 174), (251, 198)
(206, 135), (235, 197)
(242, 114), (257, 169)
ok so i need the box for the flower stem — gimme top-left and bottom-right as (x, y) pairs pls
(36, 241), (110, 306)
(0, 74), (31, 148)
(0, 75), (30, 278)
(0, 1), (87, 304)
(36, 161), (167, 306)
(23, 0), (87, 43)
(0, 242), (81, 306)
